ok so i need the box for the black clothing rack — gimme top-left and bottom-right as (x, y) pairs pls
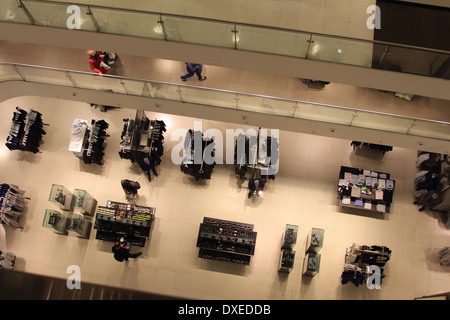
(351, 141), (393, 154)
(83, 119), (109, 165)
(119, 110), (166, 180)
(180, 129), (215, 180)
(234, 127), (278, 181)
(196, 217), (257, 265)
(414, 151), (449, 215)
(5, 107), (47, 153)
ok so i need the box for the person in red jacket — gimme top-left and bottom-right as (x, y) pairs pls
(87, 50), (110, 76)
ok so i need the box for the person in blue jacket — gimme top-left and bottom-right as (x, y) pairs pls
(181, 63), (207, 81)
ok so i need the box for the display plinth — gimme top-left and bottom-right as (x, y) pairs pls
(73, 189), (96, 216)
(306, 228), (324, 253)
(42, 209), (68, 234)
(302, 252), (321, 277)
(49, 184), (73, 211)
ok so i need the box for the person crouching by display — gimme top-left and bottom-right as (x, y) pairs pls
(248, 178), (265, 199)
(121, 179), (140, 200)
(87, 50), (110, 76)
(112, 237), (142, 262)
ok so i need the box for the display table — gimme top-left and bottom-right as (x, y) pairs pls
(279, 249), (296, 273)
(94, 200), (155, 247)
(73, 189), (96, 216)
(196, 217), (257, 265)
(67, 213), (92, 238)
(281, 224), (298, 250)
(48, 184), (73, 211)
(302, 252), (321, 277)
(306, 228), (324, 253)
(42, 209), (68, 234)
(338, 166), (395, 213)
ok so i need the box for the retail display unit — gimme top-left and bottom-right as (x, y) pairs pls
(119, 110), (166, 161)
(48, 184), (73, 211)
(305, 228), (324, 254)
(337, 166), (395, 214)
(5, 107), (47, 153)
(73, 189), (96, 216)
(42, 209), (68, 234)
(278, 224), (298, 273)
(69, 119), (109, 165)
(181, 130), (215, 180)
(234, 128), (278, 180)
(414, 152), (449, 219)
(0, 183), (29, 229)
(341, 243), (391, 287)
(351, 141), (393, 154)
(302, 252), (321, 277)
(67, 213), (92, 239)
(94, 200), (155, 247)
(196, 217), (257, 265)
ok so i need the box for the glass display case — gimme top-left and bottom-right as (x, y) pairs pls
(278, 249), (295, 273)
(73, 189), (96, 216)
(282, 224), (298, 250)
(67, 213), (92, 238)
(48, 184), (73, 211)
(302, 252), (321, 277)
(42, 209), (68, 234)
(306, 228), (324, 253)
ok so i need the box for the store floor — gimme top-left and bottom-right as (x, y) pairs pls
(0, 95), (449, 300)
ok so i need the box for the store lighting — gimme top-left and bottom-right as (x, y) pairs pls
(153, 25), (163, 34)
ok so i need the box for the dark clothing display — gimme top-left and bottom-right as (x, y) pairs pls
(5, 108), (46, 154)
(351, 141), (393, 154)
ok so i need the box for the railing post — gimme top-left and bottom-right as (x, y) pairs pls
(349, 111), (358, 126)
(87, 6), (100, 32)
(292, 102), (298, 117)
(120, 79), (128, 94)
(405, 119), (417, 135)
(65, 71), (77, 87)
(158, 14), (168, 41)
(177, 85), (183, 102)
(306, 34), (313, 59)
(12, 64), (26, 81)
(378, 45), (390, 68)
(232, 24), (238, 50)
(16, 0), (35, 25)
(234, 93), (239, 109)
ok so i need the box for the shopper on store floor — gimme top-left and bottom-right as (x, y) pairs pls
(121, 179), (140, 200)
(248, 178), (265, 199)
(180, 62), (207, 82)
(112, 238), (142, 262)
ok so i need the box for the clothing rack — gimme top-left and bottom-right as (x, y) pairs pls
(341, 243), (391, 287)
(233, 128), (278, 181)
(70, 119), (109, 165)
(351, 141), (393, 154)
(5, 107), (47, 153)
(119, 111), (166, 172)
(413, 151), (449, 214)
(137, 119), (166, 181)
(181, 130), (215, 180)
(0, 183), (29, 229)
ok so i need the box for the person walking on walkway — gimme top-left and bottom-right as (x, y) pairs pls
(181, 63), (207, 81)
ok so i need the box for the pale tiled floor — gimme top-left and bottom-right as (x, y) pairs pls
(0, 95), (449, 300)
(1, 39), (449, 123)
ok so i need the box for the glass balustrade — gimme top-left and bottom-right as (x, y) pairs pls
(0, 62), (448, 143)
(0, 0), (447, 79)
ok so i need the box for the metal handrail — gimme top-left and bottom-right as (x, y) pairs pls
(1, 62), (448, 128)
